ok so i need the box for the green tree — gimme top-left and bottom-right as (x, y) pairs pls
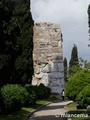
(0, 0), (34, 86)
(13, 0), (34, 84)
(76, 84), (90, 108)
(69, 44), (79, 77)
(0, 0), (18, 86)
(65, 69), (90, 100)
(64, 57), (68, 82)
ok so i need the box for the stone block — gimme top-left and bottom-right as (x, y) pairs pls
(42, 64), (51, 73)
(53, 47), (62, 53)
(49, 72), (64, 79)
(35, 72), (44, 79)
(50, 62), (64, 72)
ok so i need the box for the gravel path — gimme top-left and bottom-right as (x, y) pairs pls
(28, 100), (73, 120)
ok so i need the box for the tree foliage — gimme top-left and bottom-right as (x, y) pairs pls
(69, 44), (79, 77)
(65, 69), (90, 100)
(76, 84), (90, 108)
(69, 44), (79, 67)
(0, 0), (34, 86)
(64, 57), (68, 81)
(0, 84), (29, 113)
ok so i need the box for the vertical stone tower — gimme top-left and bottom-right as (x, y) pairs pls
(32, 22), (65, 94)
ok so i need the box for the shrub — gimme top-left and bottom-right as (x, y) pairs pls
(76, 84), (90, 108)
(65, 69), (90, 100)
(38, 83), (51, 99)
(24, 84), (37, 106)
(25, 84), (51, 100)
(0, 84), (29, 114)
(24, 91), (36, 106)
(25, 84), (39, 99)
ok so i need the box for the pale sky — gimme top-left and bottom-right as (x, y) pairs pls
(30, 0), (90, 62)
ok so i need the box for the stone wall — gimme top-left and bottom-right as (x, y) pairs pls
(32, 22), (65, 94)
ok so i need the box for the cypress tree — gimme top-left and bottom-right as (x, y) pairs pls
(64, 57), (68, 82)
(69, 44), (79, 77)
(69, 44), (79, 67)
(14, 0), (34, 84)
(0, 0), (34, 86)
(0, 0), (16, 86)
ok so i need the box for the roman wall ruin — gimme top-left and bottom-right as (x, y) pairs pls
(32, 22), (65, 94)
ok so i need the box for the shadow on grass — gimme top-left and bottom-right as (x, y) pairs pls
(0, 102), (50, 120)
(68, 110), (90, 115)
(0, 109), (29, 120)
(0, 98), (59, 120)
(0, 103), (43, 120)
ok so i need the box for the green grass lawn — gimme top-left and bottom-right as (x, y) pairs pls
(66, 102), (90, 120)
(67, 101), (77, 109)
(0, 98), (58, 120)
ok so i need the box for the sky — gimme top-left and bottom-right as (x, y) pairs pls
(30, 0), (90, 62)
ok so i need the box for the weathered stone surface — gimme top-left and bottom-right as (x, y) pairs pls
(87, 105), (90, 111)
(32, 22), (65, 94)
(49, 72), (64, 79)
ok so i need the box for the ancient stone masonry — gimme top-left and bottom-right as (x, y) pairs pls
(32, 22), (65, 94)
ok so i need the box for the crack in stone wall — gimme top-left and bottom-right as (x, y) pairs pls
(32, 22), (65, 94)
